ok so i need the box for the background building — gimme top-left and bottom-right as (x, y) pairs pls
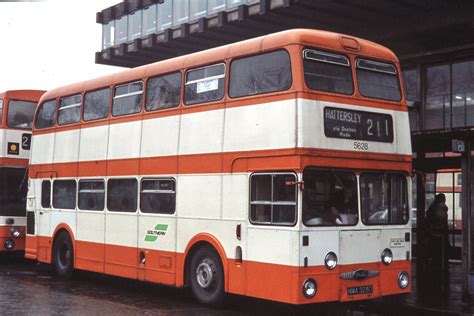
(95, 0), (474, 299)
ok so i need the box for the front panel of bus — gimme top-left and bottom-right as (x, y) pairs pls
(0, 97), (36, 251)
(294, 47), (412, 303)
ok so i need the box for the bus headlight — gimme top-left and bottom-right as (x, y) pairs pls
(324, 252), (338, 270)
(10, 228), (20, 238)
(398, 271), (410, 289)
(381, 248), (393, 265)
(4, 239), (15, 250)
(302, 278), (317, 298)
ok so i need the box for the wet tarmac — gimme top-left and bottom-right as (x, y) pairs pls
(1, 254), (466, 316)
(0, 254), (356, 316)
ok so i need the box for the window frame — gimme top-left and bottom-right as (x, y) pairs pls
(78, 179), (106, 212)
(355, 58), (402, 102)
(302, 48), (355, 96)
(301, 167), (359, 227)
(106, 177), (139, 213)
(41, 180), (51, 209)
(83, 87), (111, 122)
(184, 62), (226, 106)
(35, 99), (58, 130)
(145, 71), (182, 112)
(6, 99), (37, 129)
(228, 49), (293, 99)
(52, 179), (77, 210)
(139, 177), (176, 215)
(112, 80), (144, 117)
(359, 172), (409, 226)
(249, 171), (298, 227)
(58, 93), (82, 126)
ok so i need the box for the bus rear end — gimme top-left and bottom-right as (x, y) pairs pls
(0, 90), (44, 252)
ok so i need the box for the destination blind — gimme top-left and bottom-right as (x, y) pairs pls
(324, 107), (394, 143)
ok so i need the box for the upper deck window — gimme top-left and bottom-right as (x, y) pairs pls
(58, 94), (82, 125)
(35, 100), (57, 129)
(112, 81), (143, 116)
(84, 88), (110, 121)
(360, 173), (408, 225)
(303, 49), (354, 95)
(356, 59), (402, 101)
(229, 50), (292, 98)
(146, 72), (181, 111)
(7, 100), (36, 129)
(302, 168), (358, 227)
(185, 63), (225, 105)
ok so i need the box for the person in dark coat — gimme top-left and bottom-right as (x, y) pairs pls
(425, 193), (449, 293)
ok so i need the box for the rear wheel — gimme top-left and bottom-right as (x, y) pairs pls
(189, 246), (225, 305)
(53, 231), (74, 279)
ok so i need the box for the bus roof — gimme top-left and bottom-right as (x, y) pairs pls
(40, 29), (399, 101)
(0, 90), (46, 102)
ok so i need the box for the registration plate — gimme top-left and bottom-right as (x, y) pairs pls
(347, 285), (373, 295)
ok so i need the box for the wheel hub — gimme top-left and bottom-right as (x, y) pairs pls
(59, 243), (71, 268)
(196, 259), (215, 289)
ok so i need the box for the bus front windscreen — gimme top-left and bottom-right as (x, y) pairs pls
(303, 168), (358, 226)
(0, 168), (28, 217)
(7, 100), (37, 129)
(356, 59), (402, 101)
(360, 173), (408, 225)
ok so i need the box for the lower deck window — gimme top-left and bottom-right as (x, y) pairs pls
(250, 173), (297, 225)
(107, 178), (138, 212)
(78, 180), (105, 211)
(303, 168), (358, 226)
(140, 178), (176, 214)
(53, 180), (77, 210)
(360, 173), (408, 225)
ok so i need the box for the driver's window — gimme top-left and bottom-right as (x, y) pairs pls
(302, 168), (358, 226)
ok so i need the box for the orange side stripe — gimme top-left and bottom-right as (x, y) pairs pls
(29, 148), (411, 179)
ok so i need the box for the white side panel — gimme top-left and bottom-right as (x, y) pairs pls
(222, 174), (248, 221)
(105, 213), (138, 248)
(79, 125), (109, 162)
(224, 100), (297, 152)
(141, 116), (180, 158)
(179, 110), (223, 155)
(177, 174), (222, 219)
(77, 212), (105, 243)
(138, 215), (176, 252)
(108, 121), (142, 160)
(30, 134), (55, 165)
(176, 218), (242, 260)
(50, 210), (76, 238)
(247, 227), (299, 266)
(53, 130), (80, 163)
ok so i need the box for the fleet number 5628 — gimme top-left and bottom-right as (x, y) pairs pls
(354, 141), (369, 151)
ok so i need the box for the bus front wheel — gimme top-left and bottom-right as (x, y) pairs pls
(189, 245), (225, 305)
(52, 231), (74, 279)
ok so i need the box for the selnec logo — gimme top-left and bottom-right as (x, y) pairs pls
(145, 224), (168, 242)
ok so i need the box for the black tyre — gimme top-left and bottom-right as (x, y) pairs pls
(189, 246), (225, 305)
(53, 231), (74, 279)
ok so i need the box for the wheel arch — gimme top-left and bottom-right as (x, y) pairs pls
(180, 233), (229, 292)
(51, 223), (75, 266)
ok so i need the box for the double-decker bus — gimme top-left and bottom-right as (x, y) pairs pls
(0, 90), (44, 253)
(26, 29), (411, 305)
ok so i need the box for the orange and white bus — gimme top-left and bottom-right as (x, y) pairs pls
(0, 90), (44, 252)
(26, 29), (412, 305)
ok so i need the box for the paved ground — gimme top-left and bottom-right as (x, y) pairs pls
(0, 254), (469, 315)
